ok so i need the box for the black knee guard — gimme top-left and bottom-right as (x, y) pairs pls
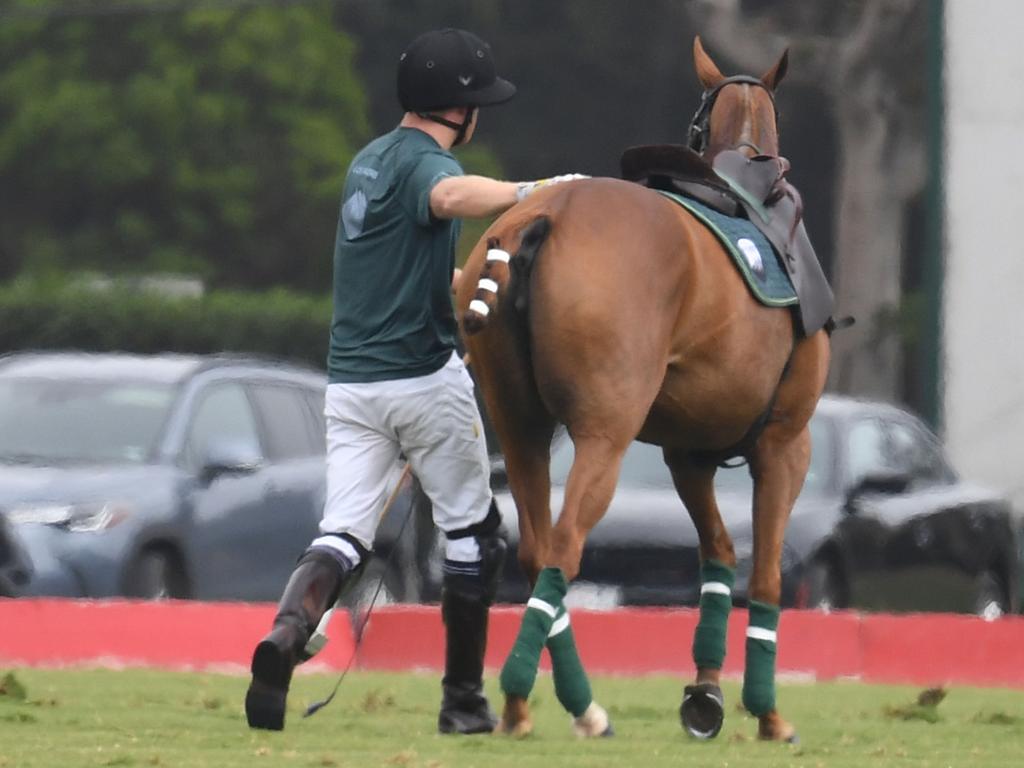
(443, 499), (507, 605)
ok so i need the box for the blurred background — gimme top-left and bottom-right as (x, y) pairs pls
(1, 1), (1021, 610)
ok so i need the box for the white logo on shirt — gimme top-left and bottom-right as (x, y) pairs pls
(342, 190), (367, 240)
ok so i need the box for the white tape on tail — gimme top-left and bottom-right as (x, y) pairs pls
(487, 248), (511, 263)
(477, 278), (499, 293)
(468, 299), (490, 316)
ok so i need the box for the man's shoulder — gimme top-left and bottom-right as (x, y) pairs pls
(353, 128), (462, 180)
(397, 129), (461, 169)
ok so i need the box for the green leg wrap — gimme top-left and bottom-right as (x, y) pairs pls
(741, 600), (780, 716)
(500, 567), (568, 699)
(546, 608), (592, 717)
(692, 559), (735, 671)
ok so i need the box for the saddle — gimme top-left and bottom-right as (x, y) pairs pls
(620, 144), (835, 337)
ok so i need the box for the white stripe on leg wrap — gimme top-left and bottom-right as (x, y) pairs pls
(701, 581), (732, 596)
(746, 627), (777, 643)
(548, 612), (571, 638)
(527, 597), (558, 618)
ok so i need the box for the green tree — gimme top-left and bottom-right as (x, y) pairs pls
(0, 0), (371, 290)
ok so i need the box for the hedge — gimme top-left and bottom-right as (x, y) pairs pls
(0, 279), (332, 371)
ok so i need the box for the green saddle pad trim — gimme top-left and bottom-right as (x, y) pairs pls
(656, 190), (797, 308)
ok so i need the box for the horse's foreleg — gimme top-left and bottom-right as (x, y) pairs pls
(666, 454), (736, 739)
(745, 427), (811, 743)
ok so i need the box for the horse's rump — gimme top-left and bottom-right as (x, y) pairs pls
(460, 178), (796, 446)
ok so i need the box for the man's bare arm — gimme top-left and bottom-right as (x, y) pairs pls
(430, 175), (519, 220)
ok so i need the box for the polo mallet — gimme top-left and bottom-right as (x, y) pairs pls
(304, 461), (416, 718)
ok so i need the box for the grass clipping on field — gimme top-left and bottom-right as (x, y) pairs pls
(882, 686), (947, 723)
(0, 671), (27, 702)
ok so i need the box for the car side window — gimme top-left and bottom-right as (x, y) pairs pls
(250, 384), (321, 461)
(886, 419), (952, 487)
(846, 418), (888, 488)
(185, 383), (263, 471)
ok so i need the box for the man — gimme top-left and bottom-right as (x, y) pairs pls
(244, 28), (583, 735)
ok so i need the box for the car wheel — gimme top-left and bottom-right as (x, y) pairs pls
(803, 558), (845, 612)
(972, 571), (1008, 620)
(125, 550), (186, 600)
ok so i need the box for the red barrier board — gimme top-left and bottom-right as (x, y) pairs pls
(0, 598), (354, 671)
(3, 599), (1024, 688)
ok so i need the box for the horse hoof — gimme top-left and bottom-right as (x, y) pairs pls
(497, 717), (533, 738)
(757, 715), (797, 743)
(680, 683), (724, 740)
(572, 702), (613, 738)
(499, 696), (533, 738)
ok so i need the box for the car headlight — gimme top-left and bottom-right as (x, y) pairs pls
(8, 502), (132, 532)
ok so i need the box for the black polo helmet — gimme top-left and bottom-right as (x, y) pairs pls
(397, 28), (516, 112)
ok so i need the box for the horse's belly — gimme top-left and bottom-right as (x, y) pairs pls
(639, 353), (786, 451)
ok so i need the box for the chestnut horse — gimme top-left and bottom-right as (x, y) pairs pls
(457, 38), (829, 743)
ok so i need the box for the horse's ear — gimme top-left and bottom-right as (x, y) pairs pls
(761, 48), (789, 91)
(693, 36), (725, 90)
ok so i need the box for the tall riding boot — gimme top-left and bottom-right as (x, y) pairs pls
(245, 550), (347, 730)
(438, 588), (499, 734)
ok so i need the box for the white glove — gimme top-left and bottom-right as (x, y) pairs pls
(516, 173), (590, 202)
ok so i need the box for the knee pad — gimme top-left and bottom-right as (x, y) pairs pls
(443, 499), (507, 605)
(300, 533), (368, 605)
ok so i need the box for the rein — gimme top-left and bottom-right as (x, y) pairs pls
(687, 75), (778, 155)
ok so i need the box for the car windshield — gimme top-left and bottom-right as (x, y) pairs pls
(549, 416), (832, 496)
(0, 378), (175, 465)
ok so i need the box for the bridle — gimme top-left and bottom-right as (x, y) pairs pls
(687, 75), (779, 156)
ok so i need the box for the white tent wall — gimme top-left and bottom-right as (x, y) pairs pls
(943, 0), (1024, 511)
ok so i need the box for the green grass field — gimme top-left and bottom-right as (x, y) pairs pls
(2, 668), (1023, 768)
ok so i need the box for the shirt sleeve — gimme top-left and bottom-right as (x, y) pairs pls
(403, 151), (463, 227)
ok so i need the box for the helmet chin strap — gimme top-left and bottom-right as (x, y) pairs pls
(417, 108), (475, 146)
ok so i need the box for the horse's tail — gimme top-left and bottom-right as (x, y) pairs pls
(463, 216), (552, 336)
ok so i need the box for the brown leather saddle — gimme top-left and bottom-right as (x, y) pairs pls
(621, 144), (837, 337)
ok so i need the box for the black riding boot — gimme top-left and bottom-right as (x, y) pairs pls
(245, 550), (348, 730)
(438, 588), (499, 734)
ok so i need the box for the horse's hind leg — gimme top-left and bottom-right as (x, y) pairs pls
(744, 428), (808, 742)
(469, 335), (555, 737)
(499, 432), (628, 738)
(745, 330), (829, 743)
(664, 451), (736, 740)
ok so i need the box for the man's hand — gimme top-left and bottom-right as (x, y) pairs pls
(516, 173), (590, 202)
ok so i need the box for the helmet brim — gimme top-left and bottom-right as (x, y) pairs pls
(469, 77), (517, 107)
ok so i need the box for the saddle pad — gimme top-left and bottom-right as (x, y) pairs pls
(656, 190), (797, 307)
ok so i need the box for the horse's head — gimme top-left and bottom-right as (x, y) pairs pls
(688, 36), (788, 159)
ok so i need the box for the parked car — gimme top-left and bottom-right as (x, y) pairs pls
(491, 395), (1020, 617)
(0, 352), (427, 603)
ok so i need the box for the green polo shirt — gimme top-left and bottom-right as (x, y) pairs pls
(327, 127), (463, 383)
